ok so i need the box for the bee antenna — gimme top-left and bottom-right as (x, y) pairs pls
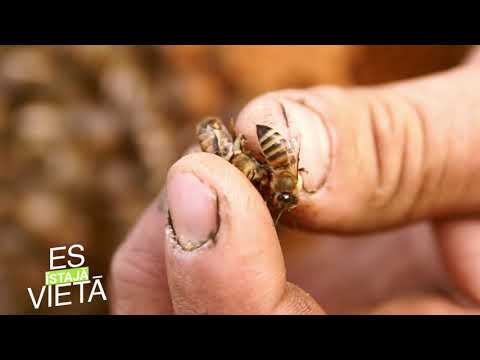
(274, 208), (286, 226)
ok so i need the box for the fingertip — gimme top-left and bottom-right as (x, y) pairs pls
(236, 90), (334, 228)
(167, 152), (269, 219)
(164, 152), (287, 314)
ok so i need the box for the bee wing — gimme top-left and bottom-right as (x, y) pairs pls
(287, 136), (300, 177)
(197, 117), (234, 159)
(256, 124), (298, 175)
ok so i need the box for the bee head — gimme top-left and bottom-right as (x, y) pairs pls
(272, 192), (298, 209)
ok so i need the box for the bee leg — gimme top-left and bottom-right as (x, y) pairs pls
(245, 168), (255, 182)
(239, 134), (248, 151)
(274, 208), (288, 226)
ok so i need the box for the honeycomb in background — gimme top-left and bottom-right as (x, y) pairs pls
(0, 45), (471, 314)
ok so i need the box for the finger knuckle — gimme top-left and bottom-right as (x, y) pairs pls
(358, 90), (433, 224)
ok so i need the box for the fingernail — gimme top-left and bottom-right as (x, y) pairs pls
(166, 172), (219, 251)
(278, 98), (331, 193)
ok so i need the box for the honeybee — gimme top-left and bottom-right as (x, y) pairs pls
(256, 125), (303, 221)
(196, 117), (235, 161)
(196, 117), (270, 195)
(196, 117), (303, 224)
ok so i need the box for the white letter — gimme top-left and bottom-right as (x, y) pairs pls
(50, 246), (66, 270)
(27, 286), (46, 310)
(68, 244), (85, 268)
(73, 281), (90, 304)
(55, 284), (72, 307)
(48, 285), (52, 307)
(79, 269), (88, 281)
(63, 271), (72, 283)
(88, 276), (107, 302)
(48, 273), (56, 285)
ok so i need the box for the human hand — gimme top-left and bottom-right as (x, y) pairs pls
(109, 46), (480, 314)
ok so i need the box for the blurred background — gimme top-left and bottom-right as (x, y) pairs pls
(0, 45), (473, 314)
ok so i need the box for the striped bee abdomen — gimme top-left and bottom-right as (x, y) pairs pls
(256, 124), (291, 170)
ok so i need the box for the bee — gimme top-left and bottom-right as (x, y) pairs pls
(196, 117), (235, 161)
(256, 124), (303, 221)
(196, 117), (270, 195)
(196, 117), (304, 224)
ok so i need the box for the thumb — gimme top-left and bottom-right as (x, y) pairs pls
(236, 63), (480, 232)
(164, 152), (324, 314)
